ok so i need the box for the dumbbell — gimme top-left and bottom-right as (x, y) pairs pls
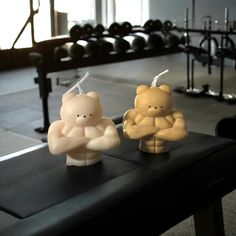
(54, 45), (68, 61)
(143, 19), (155, 33)
(123, 35), (146, 51)
(164, 33), (180, 48)
(108, 22), (123, 36)
(83, 23), (94, 38)
(163, 20), (173, 32)
(69, 24), (84, 42)
(154, 19), (163, 31)
(65, 42), (85, 60)
(102, 37), (130, 54)
(94, 24), (105, 37)
(121, 21), (133, 35)
(134, 32), (164, 51)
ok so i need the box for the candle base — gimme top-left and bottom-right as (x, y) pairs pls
(66, 152), (101, 166)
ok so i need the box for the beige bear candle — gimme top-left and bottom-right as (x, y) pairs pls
(123, 70), (188, 154)
(48, 72), (120, 166)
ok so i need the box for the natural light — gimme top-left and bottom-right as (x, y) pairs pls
(0, 0), (149, 50)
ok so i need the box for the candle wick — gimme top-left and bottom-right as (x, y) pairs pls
(151, 69), (169, 87)
(64, 72), (90, 95)
(77, 71), (90, 94)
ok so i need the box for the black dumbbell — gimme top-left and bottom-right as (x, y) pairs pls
(108, 22), (123, 36)
(143, 19), (155, 33)
(154, 19), (163, 31)
(147, 33), (164, 50)
(54, 45), (68, 61)
(124, 35), (146, 51)
(163, 20), (173, 32)
(70, 24), (84, 42)
(121, 21), (133, 35)
(164, 33), (180, 48)
(83, 23), (94, 38)
(114, 38), (130, 53)
(67, 42), (85, 60)
(94, 24), (105, 37)
(134, 32), (164, 51)
(98, 39), (114, 56)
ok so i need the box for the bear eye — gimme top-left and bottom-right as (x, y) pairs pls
(148, 106), (151, 108)
(155, 107), (157, 109)
(89, 114), (92, 116)
(160, 106), (163, 109)
(77, 114), (80, 117)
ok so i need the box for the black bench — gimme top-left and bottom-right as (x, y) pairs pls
(0, 125), (235, 235)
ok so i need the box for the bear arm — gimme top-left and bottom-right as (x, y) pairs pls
(86, 123), (120, 151)
(172, 111), (184, 119)
(123, 110), (159, 139)
(123, 109), (138, 121)
(48, 121), (89, 155)
(156, 116), (188, 141)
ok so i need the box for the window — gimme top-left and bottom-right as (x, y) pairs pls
(0, 0), (51, 49)
(0, 0), (149, 49)
(107, 0), (149, 25)
(55, 0), (96, 31)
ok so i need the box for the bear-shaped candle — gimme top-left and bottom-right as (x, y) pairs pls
(48, 72), (120, 166)
(123, 70), (188, 154)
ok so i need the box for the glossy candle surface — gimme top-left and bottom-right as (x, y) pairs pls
(48, 92), (120, 166)
(123, 84), (188, 154)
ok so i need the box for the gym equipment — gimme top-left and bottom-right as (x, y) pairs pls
(12, 0), (39, 48)
(102, 37), (130, 54)
(70, 24), (84, 42)
(134, 32), (164, 51)
(154, 19), (163, 31)
(66, 42), (85, 60)
(215, 115), (236, 140)
(143, 19), (155, 32)
(108, 22), (123, 36)
(175, 8), (236, 103)
(83, 23), (94, 38)
(163, 20), (173, 32)
(54, 45), (68, 61)
(123, 35), (146, 51)
(163, 33), (180, 49)
(94, 24), (105, 37)
(121, 21), (133, 35)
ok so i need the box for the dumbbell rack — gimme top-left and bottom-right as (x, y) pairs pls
(30, 21), (182, 133)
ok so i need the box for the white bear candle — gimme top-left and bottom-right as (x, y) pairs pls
(123, 70), (188, 154)
(48, 73), (120, 166)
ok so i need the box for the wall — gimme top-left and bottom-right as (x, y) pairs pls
(149, 0), (192, 28)
(149, 0), (236, 29)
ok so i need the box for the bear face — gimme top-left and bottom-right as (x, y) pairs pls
(134, 84), (172, 117)
(60, 92), (103, 127)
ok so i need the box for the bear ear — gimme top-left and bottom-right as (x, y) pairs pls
(87, 91), (100, 100)
(136, 85), (149, 94)
(62, 92), (76, 103)
(159, 84), (172, 94)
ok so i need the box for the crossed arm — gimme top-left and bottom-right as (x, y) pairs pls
(123, 110), (188, 141)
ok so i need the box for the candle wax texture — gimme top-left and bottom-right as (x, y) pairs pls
(48, 92), (120, 166)
(123, 84), (188, 153)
